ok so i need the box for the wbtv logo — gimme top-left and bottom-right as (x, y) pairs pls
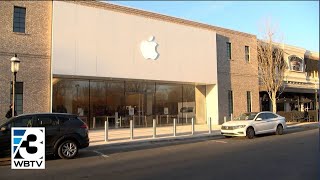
(11, 127), (45, 169)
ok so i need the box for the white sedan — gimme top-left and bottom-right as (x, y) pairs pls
(221, 112), (287, 139)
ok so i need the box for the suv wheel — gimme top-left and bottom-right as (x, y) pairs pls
(275, 125), (284, 135)
(246, 127), (255, 139)
(58, 140), (78, 159)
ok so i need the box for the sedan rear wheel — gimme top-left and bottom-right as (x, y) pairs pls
(246, 127), (255, 139)
(276, 125), (284, 135)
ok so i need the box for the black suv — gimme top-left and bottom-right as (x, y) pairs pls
(0, 113), (89, 159)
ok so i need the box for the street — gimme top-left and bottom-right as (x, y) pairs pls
(0, 128), (319, 180)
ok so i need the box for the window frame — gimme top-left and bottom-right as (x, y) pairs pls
(246, 91), (252, 112)
(228, 90), (234, 116)
(10, 82), (24, 115)
(245, 46), (250, 63)
(13, 6), (26, 33)
(227, 42), (232, 60)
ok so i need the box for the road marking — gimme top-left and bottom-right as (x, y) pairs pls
(92, 150), (109, 158)
(212, 140), (227, 144)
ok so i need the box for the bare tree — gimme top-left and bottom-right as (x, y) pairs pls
(257, 23), (287, 113)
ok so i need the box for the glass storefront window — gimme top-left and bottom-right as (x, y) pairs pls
(181, 85), (196, 123)
(90, 80), (125, 128)
(125, 81), (155, 127)
(155, 84), (178, 115)
(52, 78), (90, 125)
(53, 78), (200, 129)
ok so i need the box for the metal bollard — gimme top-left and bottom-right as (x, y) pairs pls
(224, 116), (227, 123)
(93, 117), (96, 129)
(104, 118), (109, 142)
(120, 116), (122, 127)
(191, 118), (194, 135)
(231, 113), (233, 121)
(153, 119), (156, 138)
(133, 116), (135, 126)
(209, 117), (212, 134)
(186, 114), (188, 124)
(173, 118), (177, 136)
(145, 116), (147, 127)
(130, 120), (134, 140)
(156, 115), (159, 125)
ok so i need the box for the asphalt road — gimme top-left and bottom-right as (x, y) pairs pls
(0, 128), (319, 180)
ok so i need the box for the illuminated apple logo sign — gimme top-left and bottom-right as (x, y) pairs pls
(140, 36), (159, 60)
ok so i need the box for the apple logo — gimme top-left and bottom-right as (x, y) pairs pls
(140, 36), (159, 60)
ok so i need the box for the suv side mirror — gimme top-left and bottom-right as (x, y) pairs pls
(256, 118), (262, 121)
(0, 127), (7, 131)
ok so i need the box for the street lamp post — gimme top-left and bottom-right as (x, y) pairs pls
(11, 54), (20, 117)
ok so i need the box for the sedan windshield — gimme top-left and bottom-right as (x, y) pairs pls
(234, 113), (258, 121)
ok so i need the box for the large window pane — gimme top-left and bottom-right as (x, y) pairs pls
(13, 6), (26, 33)
(125, 81), (155, 127)
(52, 78), (89, 125)
(155, 83), (182, 124)
(90, 80), (125, 128)
(181, 85), (195, 123)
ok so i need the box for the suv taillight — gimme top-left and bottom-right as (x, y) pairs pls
(80, 124), (88, 130)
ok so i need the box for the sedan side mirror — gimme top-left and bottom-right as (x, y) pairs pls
(0, 127), (7, 131)
(256, 118), (262, 121)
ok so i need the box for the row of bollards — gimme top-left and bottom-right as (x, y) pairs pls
(104, 117), (212, 142)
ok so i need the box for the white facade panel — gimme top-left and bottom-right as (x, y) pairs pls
(52, 1), (217, 84)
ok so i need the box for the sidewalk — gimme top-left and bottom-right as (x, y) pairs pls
(89, 124), (221, 147)
(88, 122), (319, 148)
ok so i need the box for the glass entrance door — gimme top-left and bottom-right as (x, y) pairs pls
(125, 92), (145, 127)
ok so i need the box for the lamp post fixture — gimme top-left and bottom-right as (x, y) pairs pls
(11, 54), (20, 117)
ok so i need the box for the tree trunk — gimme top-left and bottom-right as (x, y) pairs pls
(271, 92), (277, 113)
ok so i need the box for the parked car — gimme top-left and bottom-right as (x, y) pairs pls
(0, 113), (89, 159)
(221, 112), (286, 139)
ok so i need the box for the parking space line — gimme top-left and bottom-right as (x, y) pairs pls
(212, 140), (227, 144)
(92, 150), (109, 158)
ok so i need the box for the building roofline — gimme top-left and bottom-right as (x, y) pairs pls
(67, 1), (256, 38)
(258, 39), (319, 59)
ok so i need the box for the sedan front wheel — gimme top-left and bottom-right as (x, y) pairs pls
(275, 125), (284, 135)
(246, 127), (255, 139)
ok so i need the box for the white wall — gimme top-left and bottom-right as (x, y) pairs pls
(206, 84), (219, 125)
(52, 1), (217, 84)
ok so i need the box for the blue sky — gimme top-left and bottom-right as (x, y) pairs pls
(108, 1), (319, 52)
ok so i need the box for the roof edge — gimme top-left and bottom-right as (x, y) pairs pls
(66, 1), (256, 38)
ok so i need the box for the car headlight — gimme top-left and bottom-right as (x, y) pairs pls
(234, 125), (246, 129)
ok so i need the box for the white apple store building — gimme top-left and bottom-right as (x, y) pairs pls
(51, 1), (218, 128)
